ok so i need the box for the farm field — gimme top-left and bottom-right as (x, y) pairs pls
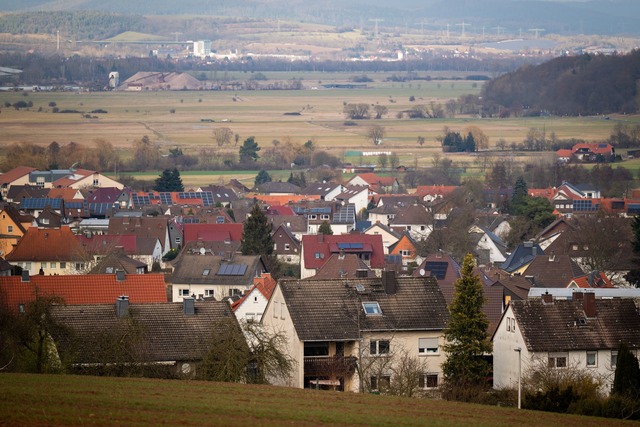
(0, 373), (626, 427)
(1, 76), (638, 187)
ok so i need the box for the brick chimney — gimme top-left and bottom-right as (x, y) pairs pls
(583, 292), (596, 318)
(382, 270), (397, 295)
(541, 292), (553, 305)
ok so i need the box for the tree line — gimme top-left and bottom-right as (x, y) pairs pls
(481, 50), (640, 116)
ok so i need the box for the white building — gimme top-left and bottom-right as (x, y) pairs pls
(193, 40), (212, 58)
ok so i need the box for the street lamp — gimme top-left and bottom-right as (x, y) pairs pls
(514, 347), (522, 409)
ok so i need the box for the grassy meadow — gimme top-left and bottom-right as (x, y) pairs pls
(0, 75), (638, 187)
(0, 373), (628, 427)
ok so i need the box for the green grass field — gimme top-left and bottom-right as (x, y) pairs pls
(0, 373), (627, 426)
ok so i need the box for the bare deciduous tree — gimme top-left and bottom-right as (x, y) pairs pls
(213, 127), (233, 147)
(366, 125), (386, 145)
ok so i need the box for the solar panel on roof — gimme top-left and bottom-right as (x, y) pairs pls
(21, 198), (63, 210)
(424, 261), (449, 280)
(217, 264), (248, 276)
(201, 191), (214, 206)
(338, 242), (363, 250)
(159, 192), (173, 205)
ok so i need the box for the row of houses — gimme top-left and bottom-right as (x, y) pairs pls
(1, 165), (639, 395)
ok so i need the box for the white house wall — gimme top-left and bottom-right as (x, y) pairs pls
(262, 284), (302, 388)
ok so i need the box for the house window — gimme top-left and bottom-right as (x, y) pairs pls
(41, 262), (46, 269)
(572, 244), (578, 251)
(419, 373), (439, 389)
(407, 226), (412, 230)
(309, 214), (317, 220)
(50, 262), (56, 269)
(18, 304), (25, 313)
(370, 375), (390, 391)
(41, 218), (49, 225)
(586, 351), (597, 367)
(506, 317), (511, 332)
(7, 225), (13, 233)
(246, 313), (255, 322)
(611, 351), (618, 368)
(281, 302), (285, 320)
(204, 289), (214, 297)
(362, 302), (382, 315)
(400, 250), (411, 256)
(273, 301), (280, 318)
(304, 342), (329, 357)
(75, 262), (85, 271)
(321, 214), (330, 220)
(510, 318), (516, 332)
(273, 243), (277, 250)
(418, 338), (439, 354)
(370, 340), (390, 355)
(175, 237), (181, 244)
(202, 269), (210, 276)
(179, 289), (190, 297)
(93, 178), (99, 186)
(105, 267), (114, 273)
(59, 262), (66, 269)
(284, 243), (290, 251)
(548, 353), (568, 368)
(25, 262), (31, 271)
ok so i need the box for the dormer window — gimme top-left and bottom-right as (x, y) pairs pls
(363, 302), (382, 315)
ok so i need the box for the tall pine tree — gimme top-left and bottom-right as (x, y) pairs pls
(612, 342), (640, 398)
(154, 168), (184, 192)
(441, 253), (491, 390)
(240, 203), (274, 256)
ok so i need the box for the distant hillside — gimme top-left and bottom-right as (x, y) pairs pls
(480, 50), (640, 116)
(0, 0), (639, 36)
(0, 11), (144, 40)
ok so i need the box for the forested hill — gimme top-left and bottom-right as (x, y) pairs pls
(0, 11), (144, 40)
(481, 50), (640, 117)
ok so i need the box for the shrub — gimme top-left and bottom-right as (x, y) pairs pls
(170, 109), (176, 113)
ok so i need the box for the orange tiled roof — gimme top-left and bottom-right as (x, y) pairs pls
(0, 166), (37, 185)
(556, 149), (573, 157)
(47, 188), (83, 201)
(529, 188), (557, 199)
(232, 273), (277, 310)
(0, 273), (167, 313)
(249, 194), (320, 205)
(5, 226), (87, 262)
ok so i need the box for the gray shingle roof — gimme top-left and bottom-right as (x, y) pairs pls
(279, 276), (449, 342)
(511, 298), (640, 352)
(50, 301), (241, 363)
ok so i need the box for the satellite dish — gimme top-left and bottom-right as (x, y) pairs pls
(419, 268), (426, 276)
(199, 247), (206, 255)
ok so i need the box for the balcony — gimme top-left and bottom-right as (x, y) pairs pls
(304, 355), (358, 377)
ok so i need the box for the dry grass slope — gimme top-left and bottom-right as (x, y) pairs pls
(0, 373), (628, 426)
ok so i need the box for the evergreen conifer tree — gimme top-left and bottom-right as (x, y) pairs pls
(318, 221), (333, 235)
(240, 203), (274, 256)
(441, 253), (491, 390)
(154, 168), (184, 192)
(612, 342), (640, 397)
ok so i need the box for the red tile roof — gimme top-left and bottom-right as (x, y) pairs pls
(0, 166), (37, 186)
(51, 169), (97, 188)
(572, 143), (613, 155)
(6, 226), (87, 262)
(77, 234), (137, 255)
(356, 173), (396, 186)
(302, 234), (385, 270)
(183, 223), (243, 243)
(232, 273), (277, 310)
(0, 273), (167, 313)
(415, 185), (458, 198)
(556, 149), (573, 158)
